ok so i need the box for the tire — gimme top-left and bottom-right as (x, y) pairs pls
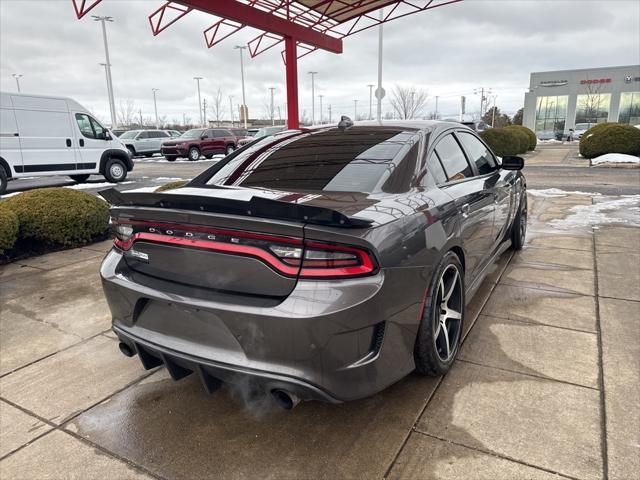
(69, 174), (90, 183)
(165, 155), (177, 162)
(510, 194), (527, 251)
(204, 154), (214, 159)
(126, 146), (136, 157)
(414, 251), (465, 376)
(0, 166), (7, 195)
(188, 147), (201, 161)
(104, 158), (128, 183)
(225, 144), (235, 156)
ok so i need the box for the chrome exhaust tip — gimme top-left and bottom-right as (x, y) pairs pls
(271, 389), (301, 410)
(118, 342), (135, 357)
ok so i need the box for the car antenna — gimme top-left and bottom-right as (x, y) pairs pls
(337, 115), (354, 131)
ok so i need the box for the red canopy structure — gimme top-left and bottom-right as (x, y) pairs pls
(72, 0), (462, 128)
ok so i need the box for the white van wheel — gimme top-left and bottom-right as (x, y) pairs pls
(105, 159), (127, 183)
(0, 167), (7, 195)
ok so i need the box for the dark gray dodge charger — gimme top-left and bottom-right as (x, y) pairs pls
(100, 120), (526, 409)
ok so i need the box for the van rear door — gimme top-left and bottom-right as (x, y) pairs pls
(0, 94), (22, 174)
(11, 95), (78, 175)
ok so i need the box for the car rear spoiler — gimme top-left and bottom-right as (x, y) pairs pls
(99, 188), (373, 229)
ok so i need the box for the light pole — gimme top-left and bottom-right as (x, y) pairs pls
(491, 94), (498, 127)
(92, 16), (117, 128)
(269, 87), (276, 126)
(12, 74), (23, 93)
(474, 87), (491, 118)
(98, 63), (110, 114)
(354, 99), (358, 120)
(193, 77), (203, 126)
(234, 45), (248, 128)
(376, 9), (384, 122)
(229, 95), (234, 126)
(308, 71), (318, 124)
(435, 95), (439, 119)
(367, 84), (374, 120)
(319, 95), (324, 124)
(152, 88), (159, 128)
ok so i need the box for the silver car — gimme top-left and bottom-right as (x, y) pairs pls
(119, 129), (172, 158)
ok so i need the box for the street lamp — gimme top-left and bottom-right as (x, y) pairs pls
(269, 87), (276, 126)
(193, 77), (203, 126)
(354, 99), (358, 120)
(367, 84), (374, 120)
(92, 16), (117, 128)
(229, 95), (234, 126)
(319, 94), (324, 124)
(234, 45), (248, 128)
(152, 88), (159, 128)
(308, 71), (318, 125)
(12, 74), (23, 93)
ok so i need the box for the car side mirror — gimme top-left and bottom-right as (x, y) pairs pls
(501, 155), (524, 170)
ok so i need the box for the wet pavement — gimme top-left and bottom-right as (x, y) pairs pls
(1, 148), (639, 479)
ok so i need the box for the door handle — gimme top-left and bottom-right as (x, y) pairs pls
(79, 139), (85, 147)
(461, 203), (470, 217)
(66, 138), (72, 147)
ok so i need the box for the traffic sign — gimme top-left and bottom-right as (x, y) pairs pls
(375, 87), (386, 100)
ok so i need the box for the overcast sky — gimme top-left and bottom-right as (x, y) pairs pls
(1, 0), (639, 126)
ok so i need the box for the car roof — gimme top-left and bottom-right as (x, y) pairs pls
(304, 120), (472, 137)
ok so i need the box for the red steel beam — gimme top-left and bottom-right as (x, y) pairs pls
(174, 0), (343, 53)
(284, 36), (299, 129)
(72, 0), (102, 19)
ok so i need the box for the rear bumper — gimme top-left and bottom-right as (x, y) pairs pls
(100, 249), (426, 402)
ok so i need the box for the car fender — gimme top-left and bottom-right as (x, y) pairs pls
(0, 157), (12, 178)
(100, 148), (134, 173)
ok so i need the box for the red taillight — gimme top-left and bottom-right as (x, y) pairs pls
(111, 219), (376, 279)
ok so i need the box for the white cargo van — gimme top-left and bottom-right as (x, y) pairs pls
(0, 92), (133, 194)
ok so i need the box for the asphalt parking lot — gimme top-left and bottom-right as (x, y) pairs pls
(0, 146), (639, 480)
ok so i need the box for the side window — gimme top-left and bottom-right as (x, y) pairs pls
(75, 113), (95, 139)
(90, 117), (106, 138)
(435, 134), (473, 182)
(138, 131), (149, 139)
(423, 151), (447, 186)
(458, 132), (497, 175)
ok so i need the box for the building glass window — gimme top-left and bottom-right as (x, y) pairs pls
(575, 93), (611, 126)
(535, 96), (568, 139)
(619, 92), (640, 125)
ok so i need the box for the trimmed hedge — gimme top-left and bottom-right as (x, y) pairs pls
(155, 180), (188, 192)
(0, 206), (19, 254)
(505, 127), (529, 154)
(505, 125), (536, 151)
(2, 188), (109, 246)
(579, 123), (640, 159)
(479, 128), (521, 157)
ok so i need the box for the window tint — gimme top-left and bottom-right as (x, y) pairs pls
(138, 131), (150, 139)
(458, 132), (496, 175)
(435, 134), (473, 182)
(424, 151), (447, 185)
(75, 113), (95, 138)
(207, 128), (417, 193)
(148, 131), (167, 138)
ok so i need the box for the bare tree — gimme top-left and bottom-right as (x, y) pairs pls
(209, 88), (225, 126)
(389, 85), (428, 120)
(117, 99), (138, 127)
(577, 82), (605, 125)
(262, 96), (276, 122)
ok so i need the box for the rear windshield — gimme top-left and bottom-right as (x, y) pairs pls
(205, 128), (418, 193)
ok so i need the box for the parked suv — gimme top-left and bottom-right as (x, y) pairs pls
(237, 125), (286, 147)
(119, 130), (171, 158)
(161, 128), (236, 161)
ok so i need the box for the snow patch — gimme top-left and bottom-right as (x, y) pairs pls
(0, 191), (22, 199)
(121, 186), (158, 193)
(550, 195), (640, 229)
(591, 153), (640, 165)
(153, 177), (186, 182)
(528, 188), (601, 198)
(64, 181), (134, 190)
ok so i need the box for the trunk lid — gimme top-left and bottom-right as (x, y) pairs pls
(102, 186), (373, 298)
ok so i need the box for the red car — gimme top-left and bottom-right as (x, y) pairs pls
(161, 128), (237, 161)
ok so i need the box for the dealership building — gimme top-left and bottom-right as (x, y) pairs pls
(523, 65), (640, 139)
